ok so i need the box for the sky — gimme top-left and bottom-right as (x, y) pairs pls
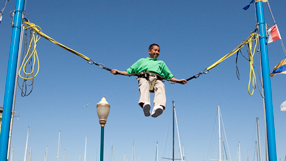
(0, 0), (286, 161)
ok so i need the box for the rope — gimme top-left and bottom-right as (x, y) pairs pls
(185, 32), (259, 95)
(24, 22), (92, 62)
(18, 24), (40, 80)
(186, 32), (258, 81)
(174, 108), (184, 161)
(0, 0), (9, 22)
(247, 34), (258, 95)
(20, 21), (102, 82)
(18, 20), (36, 96)
(207, 32), (258, 71)
(266, 1), (286, 56)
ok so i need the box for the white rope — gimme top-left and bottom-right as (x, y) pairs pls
(266, 1), (286, 56)
(0, 0), (9, 15)
(162, 113), (172, 158)
(174, 108), (184, 161)
(220, 111), (232, 161)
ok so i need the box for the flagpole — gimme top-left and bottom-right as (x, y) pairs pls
(255, 1), (277, 161)
(0, 0), (26, 160)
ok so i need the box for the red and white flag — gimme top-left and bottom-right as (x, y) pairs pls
(267, 25), (281, 43)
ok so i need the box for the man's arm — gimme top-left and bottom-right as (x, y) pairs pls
(170, 77), (187, 84)
(111, 69), (128, 75)
(111, 58), (143, 75)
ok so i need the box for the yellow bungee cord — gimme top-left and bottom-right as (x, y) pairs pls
(18, 21), (93, 80)
(207, 32), (259, 96)
(24, 22), (91, 61)
(188, 32), (259, 95)
(247, 33), (258, 95)
(18, 24), (41, 80)
(206, 32), (258, 71)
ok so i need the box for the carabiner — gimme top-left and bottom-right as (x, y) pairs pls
(87, 59), (96, 65)
(97, 63), (105, 69)
(202, 69), (209, 74)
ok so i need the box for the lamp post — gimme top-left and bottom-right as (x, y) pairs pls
(96, 96), (110, 161)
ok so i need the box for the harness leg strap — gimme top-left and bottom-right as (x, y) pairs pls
(149, 78), (157, 93)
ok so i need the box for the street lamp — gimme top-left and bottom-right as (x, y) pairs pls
(96, 96), (110, 161)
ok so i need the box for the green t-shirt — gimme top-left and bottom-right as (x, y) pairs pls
(126, 57), (174, 79)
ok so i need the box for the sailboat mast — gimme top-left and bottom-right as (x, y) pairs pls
(84, 136), (87, 161)
(57, 131), (60, 161)
(183, 145), (185, 161)
(172, 101), (175, 161)
(157, 142), (159, 161)
(44, 146), (48, 161)
(10, 147), (13, 161)
(111, 145), (113, 161)
(132, 141), (134, 161)
(63, 149), (66, 161)
(218, 106), (221, 161)
(256, 118), (262, 161)
(23, 127), (29, 161)
(28, 147), (32, 161)
(238, 142), (241, 161)
(255, 141), (258, 161)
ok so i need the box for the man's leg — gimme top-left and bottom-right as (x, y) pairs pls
(137, 78), (151, 107)
(153, 80), (166, 108)
(151, 80), (166, 117)
(137, 78), (151, 116)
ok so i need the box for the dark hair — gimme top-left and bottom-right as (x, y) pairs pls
(149, 44), (160, 50)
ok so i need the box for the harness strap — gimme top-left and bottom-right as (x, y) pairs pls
(149, 78), (157, 93)
(138, 71), (164, 93)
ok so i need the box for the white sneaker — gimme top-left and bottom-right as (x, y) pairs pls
(151, 105), (163, 118)
(143, 102), (151, 116)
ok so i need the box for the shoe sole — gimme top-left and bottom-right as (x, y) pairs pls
(151, 108), (163, 118)
(143, 104), (151, 116)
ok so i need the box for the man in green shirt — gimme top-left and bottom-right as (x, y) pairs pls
(111, 44), (187, 118)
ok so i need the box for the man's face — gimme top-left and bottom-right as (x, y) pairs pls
(148, 46), (160, 59)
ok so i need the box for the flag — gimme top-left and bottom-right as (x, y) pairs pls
(270, 59), (286, 77)
(243, 0), (254, 10)
(267, 25), (281, 43)
(281, 100), (286, 112)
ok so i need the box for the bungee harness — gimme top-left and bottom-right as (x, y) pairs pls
(96, 62), (173, 91)
(137, 71), (164, 92)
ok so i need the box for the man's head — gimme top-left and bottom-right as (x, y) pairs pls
(148, 44), (160, 59)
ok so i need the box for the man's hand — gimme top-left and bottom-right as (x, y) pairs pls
(170, 77), (188, 84)
(179, 79), (187, 84)
(111, 69), (119, 75)
(111, 69), (128, 75)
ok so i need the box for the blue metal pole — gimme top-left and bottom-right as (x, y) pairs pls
(255, 1), (277, 161)
(100, 126), (104, 161)
(0, 0), (25, 159)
